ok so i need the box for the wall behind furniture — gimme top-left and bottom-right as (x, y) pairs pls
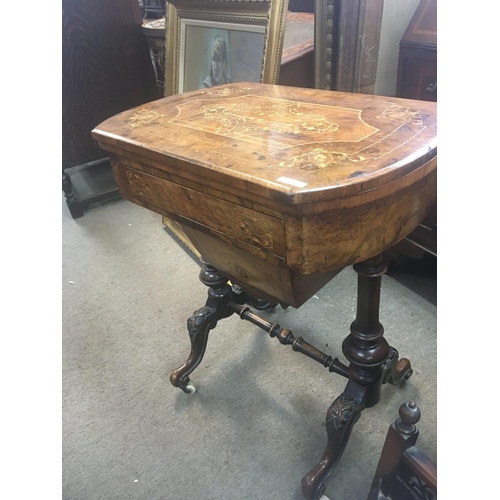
(375, 0), (420, 96)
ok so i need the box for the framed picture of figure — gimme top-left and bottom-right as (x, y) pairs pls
(164, 0), (289, 96)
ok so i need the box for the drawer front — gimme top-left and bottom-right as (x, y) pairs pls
(115, 164), (286, 257)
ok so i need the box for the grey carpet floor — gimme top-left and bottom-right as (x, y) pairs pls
(62, 195), (437, 500)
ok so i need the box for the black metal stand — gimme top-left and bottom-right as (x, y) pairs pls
(62, 158), (121, 219)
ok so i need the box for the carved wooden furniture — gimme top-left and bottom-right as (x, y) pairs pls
(92, 82), (437, 499)
(62, 0), (158, 218)
(396, 0), (437, 102)
(142, 17), (167, 97)
(367, 401), (437, 500)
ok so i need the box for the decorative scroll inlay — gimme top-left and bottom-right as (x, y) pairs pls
(377, 104), (423, 126)
(270, 148), (366, 171)
(126, 109), (164, 129)
(238, 215), (274, 249)
(326, 394), (358, 431)
(126, 171), (152, 198)
(172, 95), (378, 149)
(199, 101), (340, 136)
(199, 86), (253, 96)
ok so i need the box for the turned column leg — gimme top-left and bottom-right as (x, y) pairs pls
(302, 255), (410, 499)
(170, 262), (234, 393)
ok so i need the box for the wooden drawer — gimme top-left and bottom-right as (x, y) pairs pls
(113, 164), (286, 258)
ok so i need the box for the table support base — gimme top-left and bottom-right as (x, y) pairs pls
(302, 255), (412, 499)
(170, 255), (412, 498)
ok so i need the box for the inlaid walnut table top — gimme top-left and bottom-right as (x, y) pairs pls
(92, 82), (437, 307)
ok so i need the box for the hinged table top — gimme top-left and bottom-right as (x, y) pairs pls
(93, 82), (437, 205)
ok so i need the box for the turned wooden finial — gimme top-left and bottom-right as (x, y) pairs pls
(396, 401), (421, 435)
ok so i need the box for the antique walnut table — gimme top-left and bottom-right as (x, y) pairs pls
(92, 82), (437, 499)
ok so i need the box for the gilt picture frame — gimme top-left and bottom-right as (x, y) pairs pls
(165, 0), (289, 96)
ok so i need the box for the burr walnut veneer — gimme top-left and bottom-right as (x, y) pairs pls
(92, 82), (436, 307)
(92, 82), (437, 499)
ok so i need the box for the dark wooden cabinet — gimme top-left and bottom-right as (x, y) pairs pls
(62, 0), (159, 218)
(396, 0), (437, 102)
(392, 0), (437, 260)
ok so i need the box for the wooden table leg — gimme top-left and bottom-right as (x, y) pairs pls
(302, 255), (412, 499)
(171, 255), (413, 498)
(170, 262), (234, 393)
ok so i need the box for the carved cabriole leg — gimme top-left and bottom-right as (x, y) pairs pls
(170, 262), (233, 393)
(302, 380), (371, 499)
(302, 255), (409, 500)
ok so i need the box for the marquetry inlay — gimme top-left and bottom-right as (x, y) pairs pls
(126, 109), (165, 129)
(171, 95), (378, 149)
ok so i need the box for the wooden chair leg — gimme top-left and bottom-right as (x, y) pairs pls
(367, 401), (437, 500)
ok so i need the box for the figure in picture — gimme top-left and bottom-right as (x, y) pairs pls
(203, 35), (230, 87)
